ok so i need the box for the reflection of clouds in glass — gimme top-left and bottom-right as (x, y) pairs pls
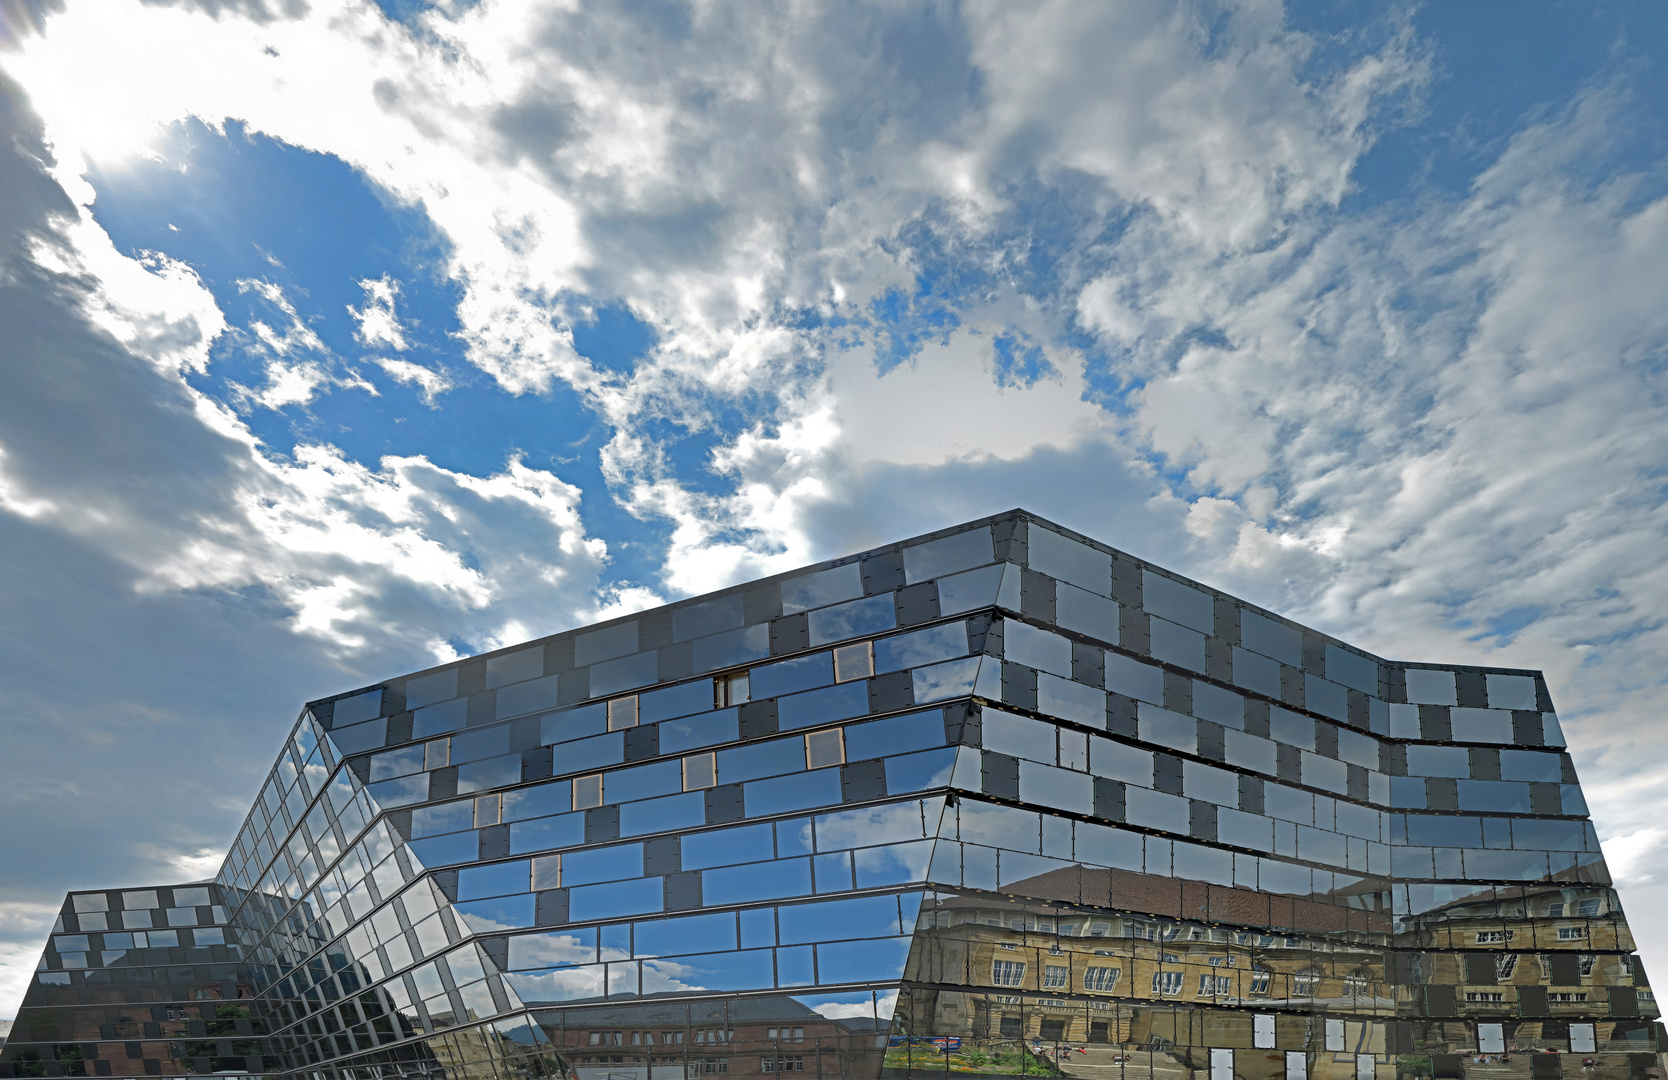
(795, 990), (899, 1020)
(876, 623), (968, 672)
(508, 932), (594, 969)
(955, 801), (1042, 853)
(641, 957), (708, 995)
(911, 657), (981, 703)
(854, 840), (934, 885)
(815, 802), (928, 851)
(502, 966), (606, 1003)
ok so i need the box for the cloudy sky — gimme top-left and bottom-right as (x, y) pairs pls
(3, 0), (1668, 1017)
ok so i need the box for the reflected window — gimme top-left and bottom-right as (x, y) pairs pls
(1198, 974), (1231, 996)
(608, 697), (640, 731)
(425, 739), (450, 769)
(574, 774), (603, 810)
(684, 753), (717, 791)
(1084, 966), (1120, 992)
(1152, 971), (1184, 996)
(715, 673), (750, 708)
(531, 855), (561, 891)
(1043, 964), (1069, 989)
(833, 642), (874, 682)
(805, 729), (846, 770)
(992, 960), (1026, 987)
(1249, 965), (1273, 996)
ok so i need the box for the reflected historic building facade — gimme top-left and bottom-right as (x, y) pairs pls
(3, 511), (1660, 1080)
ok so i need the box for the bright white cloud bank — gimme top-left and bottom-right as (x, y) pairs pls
(3, 0), (1668, 1014)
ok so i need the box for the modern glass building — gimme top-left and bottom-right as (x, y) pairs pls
(4, 510), (1660, 1080)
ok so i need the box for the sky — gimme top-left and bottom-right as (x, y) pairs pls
(2, 0), (1668, 1019)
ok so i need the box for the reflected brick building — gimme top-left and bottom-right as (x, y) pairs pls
(3, 511), (1660, 1080)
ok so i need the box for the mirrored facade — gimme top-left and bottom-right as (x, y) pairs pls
(4, 510), (1659, 1080)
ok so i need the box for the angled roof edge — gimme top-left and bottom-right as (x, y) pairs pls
(308, 507), (1543, 711)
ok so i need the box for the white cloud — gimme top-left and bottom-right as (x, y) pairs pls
(370, 355), (453, 404)
(348, 274), (408, 351)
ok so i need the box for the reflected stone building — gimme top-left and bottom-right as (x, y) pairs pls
(3, 510), (1661, 1080)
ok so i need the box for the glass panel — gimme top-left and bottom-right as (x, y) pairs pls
(575, 621), (638, 666)
(683, 823), (775, 870)
(457, 754), (521, 794)
(590, 651), (658, 696)
(1500, 749), (1563, 782)
(640, 680), (715, 722)
(563, 844), (644, 886)
(937, 563), (1007, 615)
(1142, 571), (1213, 634)
(458, 860), (532, 901)
(619, 791), (706, 835)
(718, 736), (807, 783)
(1137, 704), (1197, 754)
(751, 652), (835, 699)
(981, 708), (1057, 763)
(1240, 610), (1301, 665)
(1027, 526), (1111, 595)
(333, 689), (384, 726)
(508, 928), (595, 970)
(683, 753), (717, 790)
(914, 656), (981, 702)
(1487, 673), (1537, 710)
(451, 724), (511, 763)
(1002, 621), (1071, 677)
(807, 595), (895, 646)
(1037, 673), (1105, 726)
(1193, 681), (1244, 729)
(1405, 668), (1458, 705)
(690, 620), (767, 671)
(780, 563), (863, 614)
(568, 879), (664, 921)
(573, 774), (603, 809)
(845, 710), (943, 761)
(777, 682), (869, 731)
(1406, 744), (1470, 778)
(659, 707), (739, 753)
(607, 696), (640, 731)
(903, 528), (994, 584)
(413, 696), (468, 738)
(1223, 729), (1277, 774)
(673, 594), (745, 642)
(743, 770), (843, 817)
(504, 780), (572, 822)
(510, 812), (585, 855)
(1106, 653), (1164, 704)
(875, 623), (968, 673)
(603, 759), (681, 803)
(486, 647), (545, 689)
(805, 729), (846, 769)
(405, 669), (458, 710)
(549, 732), (625, 775)
(1055, 583), (1119, 644)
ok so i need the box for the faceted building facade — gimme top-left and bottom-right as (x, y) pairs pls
(4, 510), (1661, 1080)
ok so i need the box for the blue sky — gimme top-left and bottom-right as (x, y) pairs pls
(4, 0), (1668, 1016)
